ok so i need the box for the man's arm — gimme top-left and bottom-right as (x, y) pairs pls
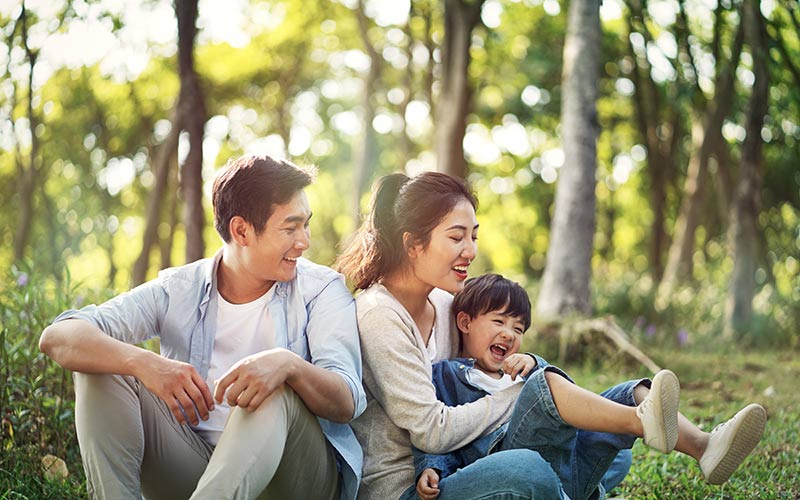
(213, 348), (354, 423)
(40, 321), (215, 426)
(215, 274), (363, 423)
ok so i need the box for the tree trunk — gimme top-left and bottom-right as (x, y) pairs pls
(656, 17), (744, 306)
(176, 0), (206, 263)
(724, 0), (769, 338)
(624, 1), (671, 281)
(535, 0), (601, 318)
(132, 110), (181, 285)
(13, 3), (39, 263)
(436, 0), (484, 178)
(352, 0), (380, 225)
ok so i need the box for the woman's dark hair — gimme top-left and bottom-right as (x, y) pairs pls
(336, 171), (477, 290)
(453, 274), (532, 332)
(212, 154), (316, 242)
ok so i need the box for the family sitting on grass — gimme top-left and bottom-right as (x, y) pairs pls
(40, 153), (767, 500)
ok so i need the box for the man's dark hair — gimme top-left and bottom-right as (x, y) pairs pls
(212, 154), (316, 242)
(453, 274), (532, 332)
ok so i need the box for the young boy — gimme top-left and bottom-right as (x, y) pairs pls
(415, 274), (767, 500)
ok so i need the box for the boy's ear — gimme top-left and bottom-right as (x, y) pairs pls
(456, 311), (472, 334)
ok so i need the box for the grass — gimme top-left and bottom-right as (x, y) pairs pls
(1, 266), (798, 498)
(564, 346), (800, 499)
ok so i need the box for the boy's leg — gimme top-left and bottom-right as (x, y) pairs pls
(499, 367), (581, 494)
(427, 449), (565, 500)
(190, 384), (338, 500)
(501, 368), (645, 500)
(569, 380), (645, 500)
(74, 373), (213, 500)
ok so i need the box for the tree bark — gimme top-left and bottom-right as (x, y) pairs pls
(724, 0), (769, 338)
(175, 0), (206, 263)
(656, 16), (744, 306)
(132, 109), (181, 285)
(352, 0), (381, 225)
(436, 0), (484, 178)
(13, 3), (39, 263)
(535, 0), (601, 318)
(624, 1), (671, 281)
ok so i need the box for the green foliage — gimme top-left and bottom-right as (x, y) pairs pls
(0, 263), (99, 498)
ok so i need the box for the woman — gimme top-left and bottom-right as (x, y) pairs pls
(337, 172), (612, 499)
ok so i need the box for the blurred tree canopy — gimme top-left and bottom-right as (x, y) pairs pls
(0, 0), (798, 345)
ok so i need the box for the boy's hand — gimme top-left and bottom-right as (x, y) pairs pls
(503, 353), (537, 380)
(416, 468), (440, 500)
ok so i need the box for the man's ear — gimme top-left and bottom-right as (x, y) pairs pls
(229, 216), (251, 245)
(456, 311), (472, 334)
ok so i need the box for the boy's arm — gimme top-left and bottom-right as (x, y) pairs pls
(359, 306), (521, 454)
(413, 443), (462, 481)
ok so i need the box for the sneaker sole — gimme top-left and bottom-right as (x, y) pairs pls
(650, 370), (680, 453)
(705, 404), (767, 485)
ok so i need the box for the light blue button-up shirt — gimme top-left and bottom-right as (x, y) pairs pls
(54, 250), (367, 500)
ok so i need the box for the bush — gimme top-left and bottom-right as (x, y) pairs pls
(0, 262), (108, 498)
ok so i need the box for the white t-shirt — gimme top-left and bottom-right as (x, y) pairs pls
(193, 286), (276, 445)
(465, 368), (524, 394)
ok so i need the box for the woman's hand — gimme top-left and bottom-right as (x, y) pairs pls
(502, 353), (537, 380)
(416, 468), (441, 500)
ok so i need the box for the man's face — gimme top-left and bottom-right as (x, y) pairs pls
(244, 190), (311, 283)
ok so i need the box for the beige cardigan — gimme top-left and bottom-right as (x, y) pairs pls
(351, 284), (522, 500)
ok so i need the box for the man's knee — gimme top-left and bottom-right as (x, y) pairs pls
(74, 372), (136, 399)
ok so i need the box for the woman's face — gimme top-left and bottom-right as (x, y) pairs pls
(409, 199), (478, 293)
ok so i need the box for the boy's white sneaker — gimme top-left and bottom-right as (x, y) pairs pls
(699, 403), (767, 485)
(636, 369), (680, 453)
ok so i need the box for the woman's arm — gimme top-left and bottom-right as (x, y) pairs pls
(359, 307), (521, 454)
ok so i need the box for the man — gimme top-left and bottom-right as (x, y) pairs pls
(39, 154), (366, 500)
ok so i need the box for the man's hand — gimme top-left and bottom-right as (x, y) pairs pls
(214, 348), (299, 412)
(136, 355), (215, 426)
(502, 353), (537, 380)
(416, 468), (440, 500)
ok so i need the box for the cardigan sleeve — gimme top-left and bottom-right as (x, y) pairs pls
(358, 305), (521, 455)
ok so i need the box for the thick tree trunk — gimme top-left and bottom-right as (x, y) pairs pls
(436, 0), (484, 178)
(176, 0), (206, 263)
(535, 0), (601, 318)
(352, 0), (380, 225)
(725, 0), (769, 338)
(132, 110), (181, 285)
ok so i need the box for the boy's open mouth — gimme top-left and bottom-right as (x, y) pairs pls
(489, 344), (508, 359)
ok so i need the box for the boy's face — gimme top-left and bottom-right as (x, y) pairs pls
(457, 309), (525, 374)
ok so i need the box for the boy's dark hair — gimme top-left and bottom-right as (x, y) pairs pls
(212, 154), (316, 243)
(453, 274), (531, 332)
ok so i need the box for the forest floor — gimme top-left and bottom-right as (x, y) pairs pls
(2, 346), (798, 499)
(567, 346), (800, 500)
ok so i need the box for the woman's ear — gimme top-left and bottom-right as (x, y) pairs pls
(229, 216), (251, 245)
(456, 311), (472, 334)
(402, 231), (418, 258)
